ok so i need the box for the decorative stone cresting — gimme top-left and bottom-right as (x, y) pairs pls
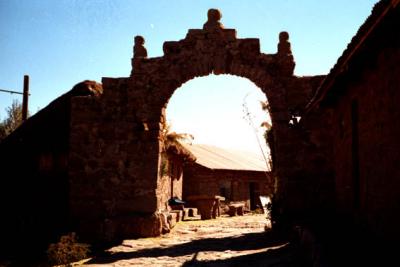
(132, 35), (148, 72)
(203, 8), (224, 31)
(278, 31), (291, 56)
(133, 35), (148, 58)
(277, 31), (295, 76)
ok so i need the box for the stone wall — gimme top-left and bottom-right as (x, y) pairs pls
(66, 9), (322, 241)
(284, 107), (335, 223)
(68, 78), (162, 241)
(157, 175), (172, 212)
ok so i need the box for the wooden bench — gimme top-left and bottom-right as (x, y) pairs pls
(228, 203), (245, 216)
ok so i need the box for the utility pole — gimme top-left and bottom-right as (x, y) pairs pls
(22, 75), (29, 121)
(0, 75), (30, 121)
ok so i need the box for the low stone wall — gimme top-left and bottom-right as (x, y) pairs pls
(76, 212), (168, 244)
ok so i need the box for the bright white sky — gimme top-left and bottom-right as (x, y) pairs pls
(0, 0), (378, 157)
(166, 74), (270, 157)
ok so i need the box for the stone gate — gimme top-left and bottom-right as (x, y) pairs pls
(68, 9), (323, 241)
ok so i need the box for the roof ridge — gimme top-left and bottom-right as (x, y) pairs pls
(305, 0), (395, 111)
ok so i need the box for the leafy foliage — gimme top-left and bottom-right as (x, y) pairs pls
(47, 232), (90, 266)
(0, 100), (27, 141)
(161, 122), (194, 149)
(159, 122), (195, 177)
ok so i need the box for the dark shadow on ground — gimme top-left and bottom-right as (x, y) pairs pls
(86, 230), (303, 266)
(182, 244), (304, 267)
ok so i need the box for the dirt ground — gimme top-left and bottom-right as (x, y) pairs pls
(79, 214), (304, 267)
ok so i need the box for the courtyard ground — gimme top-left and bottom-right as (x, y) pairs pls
(80, 213), (305, 267)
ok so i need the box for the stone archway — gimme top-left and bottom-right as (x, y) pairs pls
(68, 9), (323, 242)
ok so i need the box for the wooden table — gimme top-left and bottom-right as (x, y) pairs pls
(228, 203), (245, 216)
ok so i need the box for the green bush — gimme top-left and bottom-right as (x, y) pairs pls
(47, 232), (90, 266)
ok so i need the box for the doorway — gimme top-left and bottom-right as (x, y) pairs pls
(249, 182), (259, 210)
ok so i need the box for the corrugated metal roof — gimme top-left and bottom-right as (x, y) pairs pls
(181, 143), (270, 172)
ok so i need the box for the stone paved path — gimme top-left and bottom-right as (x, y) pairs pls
(79, 214), (304, 267)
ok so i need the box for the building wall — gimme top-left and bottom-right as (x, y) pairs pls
(0, 82), (100, 257)
(169, 156), (184, 200)
(317, 5), (400, 242)
(157, 155), (184, 211)
(333, 48), (400, 241)
(183, 163), (273, 210)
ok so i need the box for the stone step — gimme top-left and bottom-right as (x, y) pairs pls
(169, 210), (183, 228)
(183, 207), (199, 220)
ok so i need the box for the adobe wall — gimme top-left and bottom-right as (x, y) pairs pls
(0, 81), (102, 257)
(293, 3), (400, 245)
(323, 10), (400, 241)
(183, 163), (273, 210)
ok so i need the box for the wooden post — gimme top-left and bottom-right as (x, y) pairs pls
(22, 75), (29, 121)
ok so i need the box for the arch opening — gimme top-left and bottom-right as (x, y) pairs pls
(158, 74), (274, 214)
(167, 74), (271, 155)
